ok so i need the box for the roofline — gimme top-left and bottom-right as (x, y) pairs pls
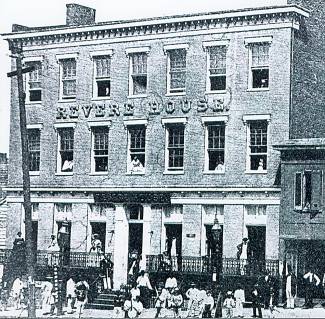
(2, 5), (309, 40)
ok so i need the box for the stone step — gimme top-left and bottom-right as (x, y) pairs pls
(93, 298), (115, 304)
(85, 303), (114, 310)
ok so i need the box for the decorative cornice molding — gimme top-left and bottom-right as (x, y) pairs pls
(4, 6), (308, 49)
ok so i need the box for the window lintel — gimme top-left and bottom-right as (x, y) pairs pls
(54, 122), (76, 130)
(201, 115), (229, 124)
(90, 49), (113, 58)
(244, 36), (273, 46)
(163, 43), (189, 54)
(123, 118), (148, 128)
(243, 114), (271, 125)
(125, 46), (150, 55)
(56, 53), (78, 61)
(161, 117), (187, 127)
(87, 120), (112, 130)
(27, 123), (43, 130)
(202, 40), (230, 50)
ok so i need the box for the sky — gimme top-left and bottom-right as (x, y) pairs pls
(0, 0), (287, 154)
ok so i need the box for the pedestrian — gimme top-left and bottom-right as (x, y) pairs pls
(130, 282), (140, 301)
(136, 270), (153, 309)
(66, 277), (76, 314)
(186, 282), (199, 314)
(170, 287), (183, 318)
(234, 284), (245, 318)
(124, 295), (143, 318)
(100, 253), (114, 291)
(223, 291), (235, 318)
(154, 284), (169, 318)
(251, 284), (263, 318)
(259, 270), (275, 309)
(268, 287), (279, 318)
(47, 235), (60, 266)
(165, 272), (178, 294)
(128, 250), (140, 284)
(75, 279), (89, 317)
(286, 268), (297, 309)
(236, 238), (250, 275)
(303, 268), (320, 308)
(40, 279), (53, 315)
(12, 276), (23, 310)
(202, 289), (214, 318)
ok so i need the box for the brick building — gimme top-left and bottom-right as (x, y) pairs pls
(3, 3), (309, 288)
(274, 0), (325, 298)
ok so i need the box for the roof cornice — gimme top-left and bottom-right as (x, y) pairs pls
(3, 6), (309, 48)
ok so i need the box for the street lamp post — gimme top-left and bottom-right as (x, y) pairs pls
(57, 220), (70, 316)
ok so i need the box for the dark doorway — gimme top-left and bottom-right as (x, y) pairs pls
(91, 222), (106, 252)
(129, 223), (143, 256)
(247, 226), (266, 262)
(165, 224), (182, 257)
(205, 224), (223, 257)
(57, 221), (71, 265)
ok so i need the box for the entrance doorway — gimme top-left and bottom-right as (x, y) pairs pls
(247, 226), (266, 262)
(165, 224), (182, 271)
(129, 223), (143, 256)
(91, 222), (106, 252)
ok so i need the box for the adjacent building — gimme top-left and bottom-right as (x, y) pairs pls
(3, 3), (310, 288)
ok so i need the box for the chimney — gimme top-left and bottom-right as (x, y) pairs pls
(66, 3), (96, 26)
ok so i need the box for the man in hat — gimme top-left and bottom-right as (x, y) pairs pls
(202, 289), (214, 318)
(171, 287), (183, 318)
(237, 238), (251, 275)
(251, 284), (263, 318)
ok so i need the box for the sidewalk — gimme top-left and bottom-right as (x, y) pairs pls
(0, 305), (325, 318)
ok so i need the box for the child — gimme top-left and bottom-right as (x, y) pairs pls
(223, 291), (235, 318)
(234, 285), (245, 318)
(170, 287), (183, 318)
(251, 284), (263, 318)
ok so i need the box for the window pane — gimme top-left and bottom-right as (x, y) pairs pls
(28, 129), (40, 171)
(252, 44), (269, 67)
(95, 56), (111, 78)
(169, 49), (186, 91)
(93, 127), (109, 172)
(129, 126), (146, 170)
(249, 121), (268, 171)
(62, 59), (76, 79)
(209, 46), (226, 74)
(59, 128), (74, 172)
(295, 173), (302, 207)
(252, 69), (269, 88)
(207, 124), (225, 170)
(168, 125), (184, 169)
(132, 53), (147, 74)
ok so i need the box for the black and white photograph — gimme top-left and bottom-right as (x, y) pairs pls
(0, 0), (324, 317)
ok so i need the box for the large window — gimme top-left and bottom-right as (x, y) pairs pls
(25, 61), (42, 102)
(246, 205), (266, 216)
(166, 124), (185, 171)
(250, 43), (270, 89)
(60, 58), (77, 99)
(294, 171), (323, 211)
(129, 53), (147, 96)
(207, 46), (227, 92)
(128, 126), (146, 173)
(93, 55), (111, 98)
(205, 123), (225, 172)
(57, 128), (74, 173)
(27, 129), (41, 172)
(91, 127), (109, 173)
(167, 49), (186, 94)
(247, 121), (268, 171)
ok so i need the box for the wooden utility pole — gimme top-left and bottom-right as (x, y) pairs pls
(7, 41), (36, 318)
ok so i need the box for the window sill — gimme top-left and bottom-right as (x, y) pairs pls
(245, 170), (268, 174)
(126, 171), (145, 175)
(89, 172), (108, 176)
(165, 92), (186, 97)
(163, 170), (184, 175)
(58, 99), (77, 103)
(203, 171), (225, 175)
(25, 101), (42, 105)
(127, 94), (147, 99)
(205, 90), (227, 95)
(55, 172), (74, 176)
(29, 171), (40, 176)
(91, 97), (111, 101)
(247, 88), (269, 92)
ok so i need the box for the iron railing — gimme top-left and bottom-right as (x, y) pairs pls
(0, 249), (111, 269)
(146, 255), (279, 276)
(222, 258), (279, 277)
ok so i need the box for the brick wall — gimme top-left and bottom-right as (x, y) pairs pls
(151, 206), (163, 255)
(288, 0), (325, 138)
(8, 28), (291, 189)
(266, 205), (279, 259)
(223, 205), (244, 258)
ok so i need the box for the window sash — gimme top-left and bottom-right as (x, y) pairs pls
(167, 126), (184, 169)
(129, 127), (146, 150)
(169, 50), (186, 91)
(131, 53), (147, 75)
(59, 129), (74, 152)
(209, 46), (226, 75)
(95, 56), (111, 78)
(207, 124), (225, 150)
(251, 44), (269, 68)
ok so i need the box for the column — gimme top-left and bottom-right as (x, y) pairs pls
(142, 204), (152, 264)
(113, 204), (129, 289)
